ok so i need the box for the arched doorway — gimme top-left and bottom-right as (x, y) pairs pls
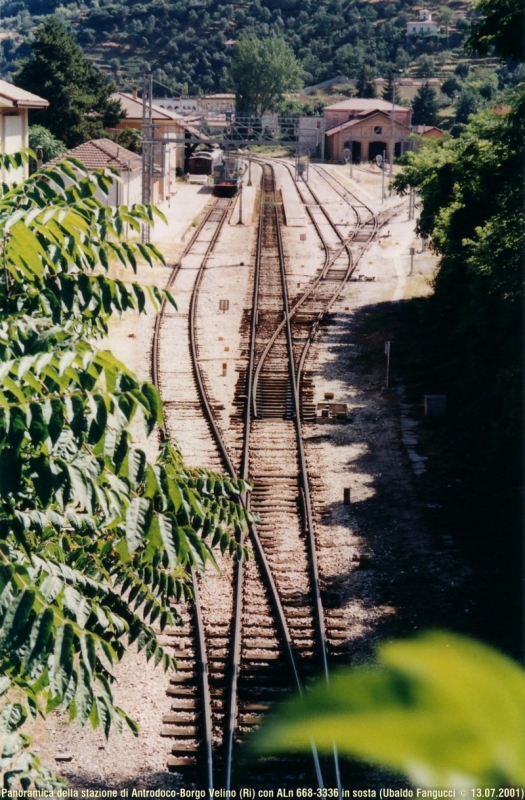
(343, 140), (362, 163)
(369, 141), (387, 162)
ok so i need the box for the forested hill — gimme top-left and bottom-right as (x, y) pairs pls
(1, 0), (472, 95)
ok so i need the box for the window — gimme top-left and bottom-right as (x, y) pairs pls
(374, 126), (382, 134)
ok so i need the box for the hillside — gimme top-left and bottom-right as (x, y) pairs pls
(1, 0), (477, 95)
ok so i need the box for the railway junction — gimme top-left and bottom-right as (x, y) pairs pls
(29, 159), (465, 791)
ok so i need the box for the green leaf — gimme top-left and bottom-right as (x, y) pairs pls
(141, 383), (163, 433)
(252, 632), (525, 788)
(125, 497), (152, 553)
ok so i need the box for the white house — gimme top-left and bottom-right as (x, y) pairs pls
(46, 138), (142, 207)
(0, 79), (49, 184)
(407, 9), (440, 35)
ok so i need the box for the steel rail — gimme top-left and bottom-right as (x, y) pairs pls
(269, 159), (386, 790)
(294, 190), (408, 396)
(251, 164), (371, 417)
(178, 180), (316, 789)
(224, 173), (323, 791)
(151, 197), (230, 792)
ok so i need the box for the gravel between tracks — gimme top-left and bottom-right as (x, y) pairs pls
(28, 164), (460, 788)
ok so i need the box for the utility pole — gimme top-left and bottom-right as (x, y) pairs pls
(389, 69), (403, 179)
(408, 186), (417, 220)
(141, 72), (153, 244)
(237, 178), (243, 225)
(247, 152), (252, 186)
(384, 341), (393, 390)
(382, 149), (386, 203)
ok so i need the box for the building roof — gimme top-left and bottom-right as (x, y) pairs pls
(0, 79), (49, 109)
(113, 91), (185, 122)
(326, 109), (411, 136)
(324, 98), (407, 113)
(415, 125), (444, 135)
(200, 93), (235, 100)
(46, 138), (142, 171)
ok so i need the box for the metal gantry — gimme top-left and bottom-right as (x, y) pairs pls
(141, 73), (154, 243)
(140, 74), (313, 218)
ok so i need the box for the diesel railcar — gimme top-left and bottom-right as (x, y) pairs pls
(213, 153), (241, 196)
(187, 148), (223, 176)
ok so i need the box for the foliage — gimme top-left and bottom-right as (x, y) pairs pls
(253, 632), (525, 788)
(441, 75), (462, 98)
(0, 152), (253, 788)
(277, 98), (326, 117)
(28, 126), (67, 164)
(467, 0), (524, 61)
(109, 127), (142, 154)
(355, 66), (377, 99)
(14, 17), (124, 148)
(437, 6), (455, 30)
(382, 72), (401, 104)
(392, 85), (524, 586)
(2, 0), (475, 97)
(417, 54), (436, 78)
(229, 35), (302, 113)
(411, 82), (441, 126)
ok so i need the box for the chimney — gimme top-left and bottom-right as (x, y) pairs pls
(132, 87), (138, 100)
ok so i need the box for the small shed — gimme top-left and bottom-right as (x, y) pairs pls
(46, 138), (142, 207)
(414, 125), (445, 140)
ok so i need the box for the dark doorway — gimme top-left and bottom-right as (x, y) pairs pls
(394, 141), (403, 158)
(369, 141), (387, 162)
(343, 140), (362, 163)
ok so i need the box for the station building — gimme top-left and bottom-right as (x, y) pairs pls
(323, 99), (413, 164)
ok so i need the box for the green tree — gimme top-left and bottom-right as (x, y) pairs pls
(441, 74), (462, 98)
(467, 0), (524, 61)
(454, 86), (482, 124)
(417, 54), (436, 78)
(14, 17), (124, 148)
(393, 84), (524, 538)
(438, 6), (455, 30)
(110, 126), (142, 153)
(229, 35), (302, 113)
(382, 72), (401, 104)
(355, 66), (376, 98)
(28, 124), (67, 162)
(411, 82), (441, 125)
(0, 153), (252, 788)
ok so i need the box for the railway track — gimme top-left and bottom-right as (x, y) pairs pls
(151, 159), (398, 789)
(151, 184), (323, 790)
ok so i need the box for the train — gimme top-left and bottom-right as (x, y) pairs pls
(187, 148), (242, 196)
(212, 153), (241, 196)
(187, 148), (223, 176)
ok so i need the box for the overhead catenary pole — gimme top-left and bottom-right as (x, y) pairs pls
(389, 69), (403, 179)
(382, 149), (386, 203)
(141, 72), (154, 244)
(389, 70), (395, 179)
